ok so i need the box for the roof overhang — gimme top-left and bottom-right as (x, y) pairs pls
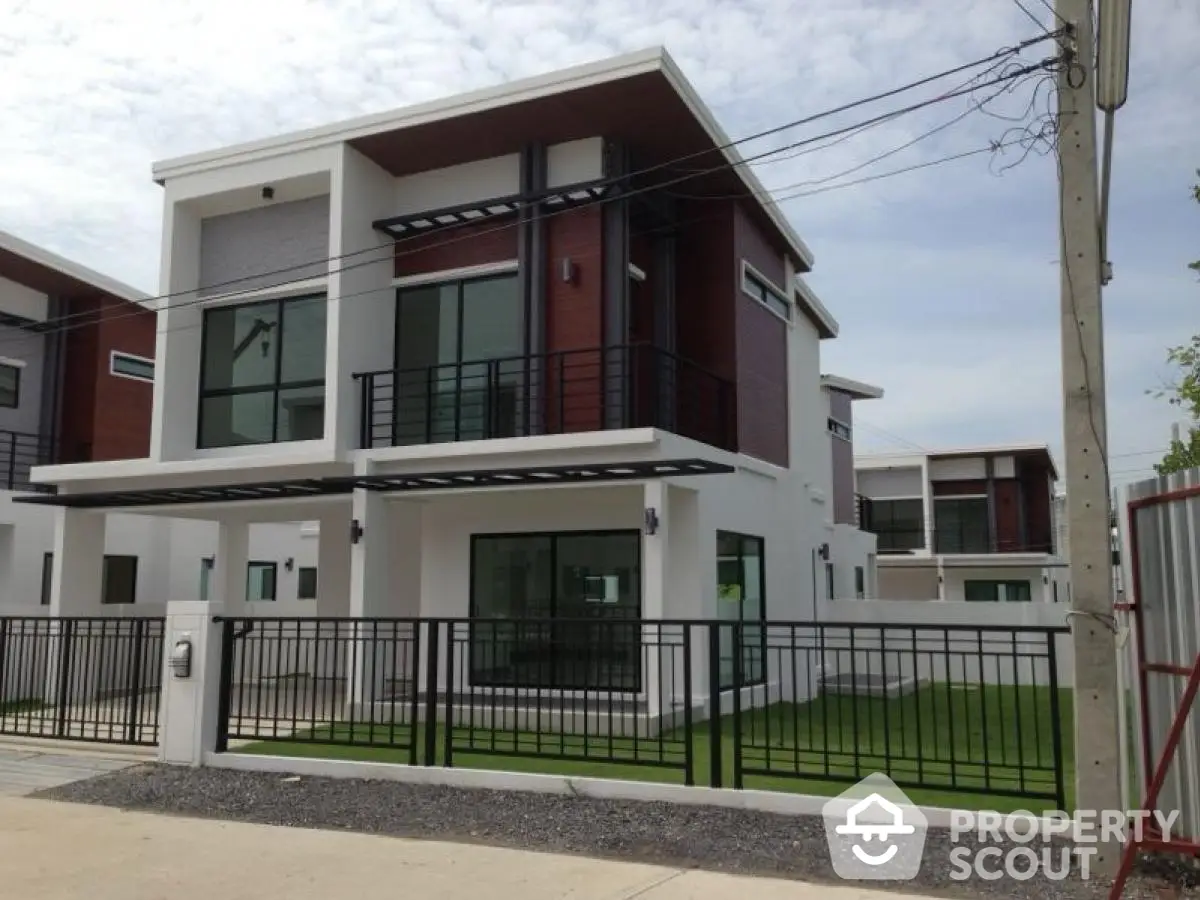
(795, 276), (838, 339)
(151, 47), (815, 273)
(15, 458), (733, 510)
(0, 229), (151, 308)
(821, 374), (884, 400)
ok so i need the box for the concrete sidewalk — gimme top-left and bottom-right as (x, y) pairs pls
(0, 744), (139, 796)
(0, 796), (938, 900)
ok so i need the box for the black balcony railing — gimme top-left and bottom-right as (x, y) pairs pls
(863, 528), (1055, 555)
(0, 430), (58, 491)
(354, 344), (735, 451)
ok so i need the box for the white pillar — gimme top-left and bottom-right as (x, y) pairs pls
(316, 513), (351, 618)
(49, 508), (106, 615)
(642, 481), (668, 720)
(158, 601), (225, 766)
(211, 521), (249, 611)
(347, 490), (391, 711)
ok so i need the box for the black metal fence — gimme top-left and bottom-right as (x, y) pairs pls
(0, 616), (164, 745)
(216, 617), (1069, 806)
(354, 343), (734, 452)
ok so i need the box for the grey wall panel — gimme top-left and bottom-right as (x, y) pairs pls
(199, 196), (331, 297)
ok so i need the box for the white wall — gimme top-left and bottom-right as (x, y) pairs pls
(856, 466), (923, 499)
(826, 523), (877, 600)
(392, 153), (520, 215)
(0, 275), (48, 322)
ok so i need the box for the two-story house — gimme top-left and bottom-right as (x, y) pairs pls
(854, 443), (1068, 603)
(25, 48), (874, 695)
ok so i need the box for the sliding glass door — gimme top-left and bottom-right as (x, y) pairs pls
(394, 275), (523, 444)
(470, 531), (641, 691)
(716, 531), (766, 690)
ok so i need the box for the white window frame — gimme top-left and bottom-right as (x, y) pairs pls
(109, 350), (155, 383)
(828, 417), (852, 441)
(740, 261), (792, 324)
(392, 260), (518, 289)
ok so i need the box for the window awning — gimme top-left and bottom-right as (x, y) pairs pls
(372, 178), (617, 239)
(14, 458), (734, 509)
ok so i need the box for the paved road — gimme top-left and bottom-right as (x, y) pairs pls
(0, 797), (937, 900)
(0, 745), (137, 796)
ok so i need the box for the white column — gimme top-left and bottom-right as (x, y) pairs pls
(316, 513), (351, 618)
(211, 521), (249, 611)
(347, 490), (391, 711)
(49, 508), (106, 615)
(641, 481), (668, 720)
(158, 601), (225, 766)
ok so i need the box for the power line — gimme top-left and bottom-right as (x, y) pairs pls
(1014, 0), (1053, 33)
(8, 33), (1068, 347)
(0, 48), (1064, 353)
(856, 420), (928, 453)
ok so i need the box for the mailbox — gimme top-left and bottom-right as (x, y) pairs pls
(169, 638), (193, 679)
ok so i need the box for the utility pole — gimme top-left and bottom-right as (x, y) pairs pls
(1056, 0), (1123, 873)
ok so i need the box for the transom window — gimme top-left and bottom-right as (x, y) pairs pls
(198, 294), (326, 448)
(110, 351), (155, 383)
(741, 268), (792, 321)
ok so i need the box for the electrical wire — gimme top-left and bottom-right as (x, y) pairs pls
(7, 32), (1069, 346)
(0, 51), (1065, 354)
(1014, 0), (1054, 34)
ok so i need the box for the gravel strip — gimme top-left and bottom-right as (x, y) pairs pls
(39, 764), (1200, 899)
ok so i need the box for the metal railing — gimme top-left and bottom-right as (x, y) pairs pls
(862, 528), (1056, 555)
(0, 616), (164, 745)
(0, 429), (57, 491)
(215, 616), (1069, 805)
(353, 343), (734, 451)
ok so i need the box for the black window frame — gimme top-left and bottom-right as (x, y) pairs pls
(740, 266), (792, 321)
(828, 417), (852, 441)
(40, 552), (52, 605)
(469, 529), (642, 692)
(855, 566), (866, 599)
(964, 579), (1033, 603)
(297, 566), (318, 600)
(246, 561), (278, 602)
(865, 498), (925, 552)
(716, 531), (767, 690)
(0, 362), (21, 409)
(102, 555), (138, 605)
(934, 496), (992, 554)
(197, 293), (327, 448)
(110, 351), (155, 383)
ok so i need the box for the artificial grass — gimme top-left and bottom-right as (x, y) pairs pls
(237, 683), (1075, 814)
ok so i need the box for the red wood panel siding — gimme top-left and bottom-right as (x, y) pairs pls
(733, 202), (787, 290)
(932, 479), (989, 496)
(1020, 459), (1054, 551)
(734, 293), (788, 466)
(59, 295), (155, 462)
(393, 219), (518, 277)
(544, 207), (604, 432)
(993, 479), (1022, 551)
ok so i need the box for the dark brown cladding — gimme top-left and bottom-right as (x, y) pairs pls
(394, 218), (518, 276)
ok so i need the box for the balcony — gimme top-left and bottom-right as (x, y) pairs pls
(354, 344), (734, 451)
(862, 527), (1054, 556)
(0, 430), (58, 492)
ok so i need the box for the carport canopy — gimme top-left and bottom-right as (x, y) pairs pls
(15, 458), (734, 510)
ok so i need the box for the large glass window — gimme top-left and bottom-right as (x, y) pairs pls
(717, 532), (766, 690)
(41, 553), (137, 604)
(0, 363), (20, 408)
(198, 294), (326, 447)
(394, 275), (523, 444)
(965, 580), (1032, 603)
(470, 531), (640, 690)
(865, 498), (924, 552)
(247, 562), (277, 602)
(934, 497), (991, 553)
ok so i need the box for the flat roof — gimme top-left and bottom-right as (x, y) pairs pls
(150, 47), (816, 275)
(0, 228), (150, 307)
(857, 443), (1059, 480)
(820, 374), (884, 400)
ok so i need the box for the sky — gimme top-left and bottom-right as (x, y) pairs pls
(0, 0), (1196, 484)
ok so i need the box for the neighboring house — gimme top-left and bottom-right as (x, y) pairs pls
(0, 229), (312, 611)
(854, 444), (1068, 603)
(820, 374), (884, 601)
(27, 48), (876, 693)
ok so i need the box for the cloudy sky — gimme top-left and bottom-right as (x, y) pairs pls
(1, 0), (1196, 482)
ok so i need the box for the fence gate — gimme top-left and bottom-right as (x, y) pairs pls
(0, 616), (165, 746)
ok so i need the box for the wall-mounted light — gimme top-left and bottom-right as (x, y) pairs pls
(817, 543), (830, 561)
(349, 519), (364, 545)
(262, 185), (275, 201)
(285, 557), (295, 572)
(643, 507), (659, 536)
(560, 257), (577, 285)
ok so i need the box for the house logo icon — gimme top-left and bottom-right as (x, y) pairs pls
(822, 773), (928, 881)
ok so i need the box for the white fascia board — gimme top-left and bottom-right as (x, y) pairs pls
(149, 47), (816, 273)
(32, 450), (346, 489)
(151, 49), (666, 183)
(820, 374), (884, 400)
(793, 276), (837, 338)
(0, 228), (151, 307)
(854, 452), (928, 470)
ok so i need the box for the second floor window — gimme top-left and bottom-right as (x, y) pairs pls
(0, 362), (20, 408)
(199, 294), (326, 448)
(865, 498), (924, 552)
(934, 497), (991, 553)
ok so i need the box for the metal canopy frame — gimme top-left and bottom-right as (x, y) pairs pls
(372, 178), (619, 239)
(13, 458), (733, 510)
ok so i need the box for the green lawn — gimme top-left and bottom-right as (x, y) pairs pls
(238, 684), (1074, 814)
(0, 698), (47, 715)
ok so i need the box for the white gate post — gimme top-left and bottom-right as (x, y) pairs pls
(158, 602), (225, 766)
